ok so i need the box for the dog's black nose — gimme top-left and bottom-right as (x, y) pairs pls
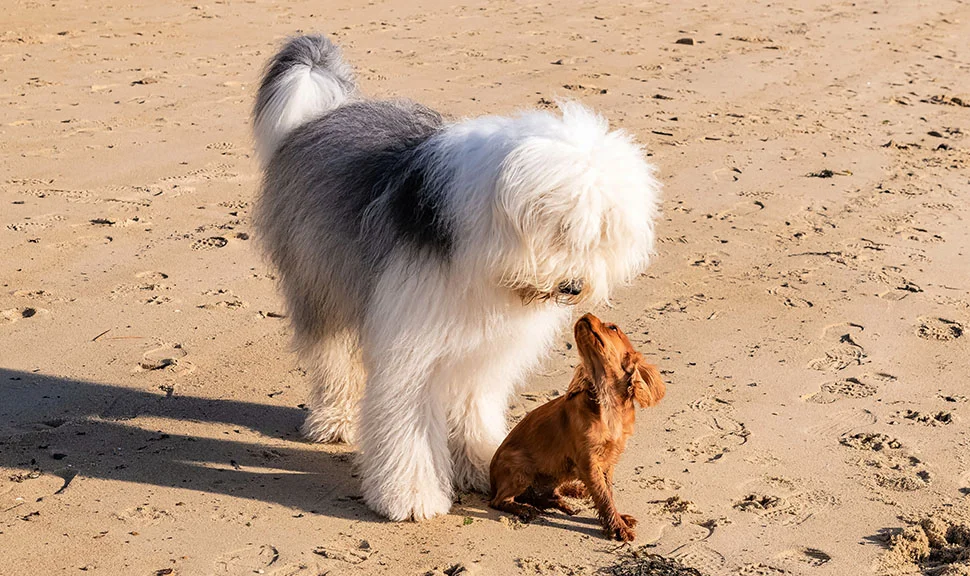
(558, 279), (584, 296)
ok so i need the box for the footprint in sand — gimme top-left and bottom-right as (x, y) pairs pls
(311, 535), (375, 566)
(776, 547), (832, 568)
(734, 563), (790, 575)
(1, 306), (50, 325)
(198, 288), (247, 310)
(670, 542), (733, 575)
(11, 289), (52, 300)
(899, 226), (944, 244)
(689, 253), (723, 272)
(839, 432), (932, 491)
(6, 177), (55, 186)
(734, 477), (839, 526)
(803, 377), (877, 404)
(768, 286), (814, 309)
(560, 83), (609, 95)
(781, 295), (813, 308)
(137, 343), (194, 375)
(889, 409), (953, 426)
(732, 490), (838, 526)
(111, 271), (171, 302)
(205, 141), (235, 152)
(805, 408), (877, 438)
(213, 544), (279, 574)
(6, 215), (62, 232)
(665, 396), (749, 463)
(916, 317), (964, 341)
(808, 322), (866, 371)
(515, 557), (590, 575)
(158, 162), (239, 184)
(191, 236), (229, 250)
(631, 468), (683, 491)
(872, 266), (922, 300)
(713, 200), (765, 222)
(135, 270), (169, 281)
(110, 504), (174, 525)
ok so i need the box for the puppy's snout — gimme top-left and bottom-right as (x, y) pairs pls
(558, 279), (584, 296)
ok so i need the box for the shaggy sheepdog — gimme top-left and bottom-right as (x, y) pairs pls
(252, 35), (660, 521)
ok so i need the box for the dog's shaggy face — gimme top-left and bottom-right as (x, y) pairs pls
(437, 102), (660, 306)
(496, 105), (658, 305)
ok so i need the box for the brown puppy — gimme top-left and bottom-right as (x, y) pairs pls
(488, 313), (666, 541)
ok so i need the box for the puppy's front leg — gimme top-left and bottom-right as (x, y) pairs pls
(580, 460), (635, 541)
(602, 464), (637, 529)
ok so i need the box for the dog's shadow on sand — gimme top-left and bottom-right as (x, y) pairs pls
(0, 368), (610, 535)
(456, 492), (610, 538)
(0, 368), (372, 521)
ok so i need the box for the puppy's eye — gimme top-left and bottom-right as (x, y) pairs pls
(608, 325), (618, 332)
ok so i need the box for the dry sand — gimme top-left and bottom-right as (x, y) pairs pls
(2, 0), (969, 574)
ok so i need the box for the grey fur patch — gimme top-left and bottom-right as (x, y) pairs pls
(254, 99), (448, 340)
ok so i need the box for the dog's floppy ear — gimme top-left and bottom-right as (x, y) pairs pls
(631, 360), (666, 408)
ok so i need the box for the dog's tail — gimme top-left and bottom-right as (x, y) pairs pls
(253, 35), (356, 162)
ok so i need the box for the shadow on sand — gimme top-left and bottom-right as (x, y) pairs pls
(0, 368), (613, 536)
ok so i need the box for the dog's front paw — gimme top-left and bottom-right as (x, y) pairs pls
(606, 517), (636, 542)
(363, 481), (452, 521)
(620, 513), (638, 528)
(301, 411), (357, 444)
(611, 523), (637, 542)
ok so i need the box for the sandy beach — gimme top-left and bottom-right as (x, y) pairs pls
(2, 0), (969, 574)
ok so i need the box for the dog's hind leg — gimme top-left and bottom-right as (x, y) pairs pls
(518, 485), (581, 516)
(556, 480), (589, 500)
(488, 467), (540, 522)
(296, 328), (365, 444)
(531, 493), (582, 516)
(490, 496), (541, 523)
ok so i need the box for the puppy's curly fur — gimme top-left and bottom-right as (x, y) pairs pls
(488, 314), (665, 541)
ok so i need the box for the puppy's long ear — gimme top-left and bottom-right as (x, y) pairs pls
(632, 361), (666, 407)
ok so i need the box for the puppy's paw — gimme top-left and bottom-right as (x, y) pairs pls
(518, 506), (541, 523)
(605, 516), (637, 541)
(611, 523), (637, 542)
(555, 500), (581, 516)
